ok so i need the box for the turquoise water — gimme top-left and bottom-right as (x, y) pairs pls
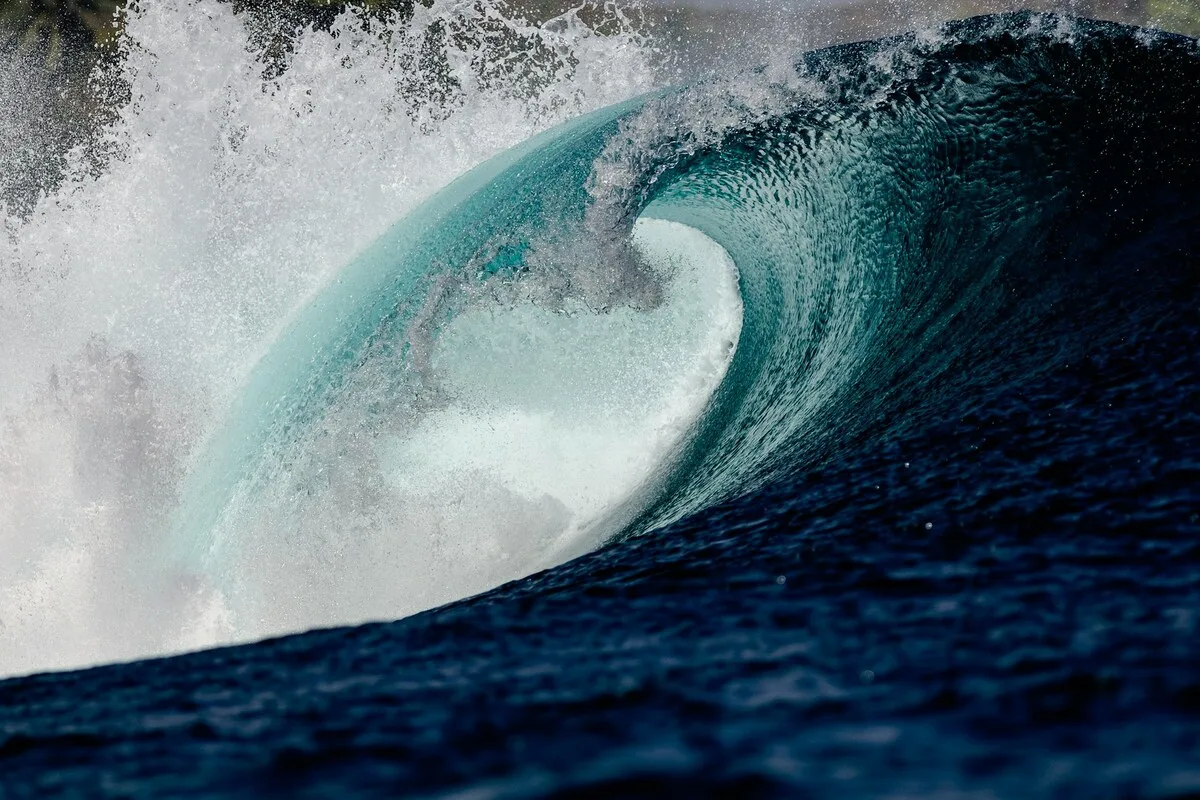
(1, 11), (1199, 797)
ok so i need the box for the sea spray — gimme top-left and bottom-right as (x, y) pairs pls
(0, 0), (672, 676)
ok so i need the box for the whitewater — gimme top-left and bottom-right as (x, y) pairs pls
(0, 0), (735, 675)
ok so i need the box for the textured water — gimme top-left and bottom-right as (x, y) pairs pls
(1, 5), (1199, 797)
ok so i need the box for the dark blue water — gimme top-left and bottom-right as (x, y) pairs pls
(2, 12), (1199, 798)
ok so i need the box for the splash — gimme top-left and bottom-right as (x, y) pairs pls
(0, 0), (692, 676)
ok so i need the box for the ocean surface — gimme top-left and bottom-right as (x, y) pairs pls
(0, 2), (1198, 796)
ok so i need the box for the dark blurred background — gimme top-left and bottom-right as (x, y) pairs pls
(4, 0), (1196, 76)
(1, 0), (1197, 211)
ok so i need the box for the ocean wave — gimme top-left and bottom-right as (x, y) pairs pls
(0, 6), (1196, 681)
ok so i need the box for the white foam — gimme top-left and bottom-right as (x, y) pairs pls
(0, 0), (659, 677)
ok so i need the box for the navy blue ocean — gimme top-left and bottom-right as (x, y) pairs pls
(2, 11), (1199, 798)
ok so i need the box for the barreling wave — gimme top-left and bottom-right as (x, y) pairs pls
(1, 6), (1197, 676)
(622, 13), (1200, 533)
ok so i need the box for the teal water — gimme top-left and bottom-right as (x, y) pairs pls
(1, 12), (1199, 798)
(178, 11), (1199, 582)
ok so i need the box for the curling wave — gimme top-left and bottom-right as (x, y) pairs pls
(1, 7), (1198, 676)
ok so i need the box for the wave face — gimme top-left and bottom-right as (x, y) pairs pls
(1, 6), (1199, 795)
(630, 14), (1200, 525)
